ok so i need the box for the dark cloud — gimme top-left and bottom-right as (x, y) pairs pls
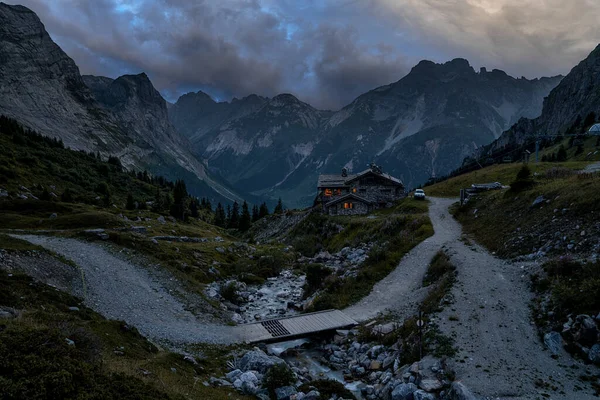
(7, 0), (600, 109)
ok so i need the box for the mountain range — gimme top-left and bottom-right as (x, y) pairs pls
(0, 2), (567, 207)
(169, 61), (562, 206)
(482, 44), (600, 156)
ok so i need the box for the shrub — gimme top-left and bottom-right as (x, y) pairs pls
(303, 264), (332, 298)
(220, 281), (239, 304)
(510, 165), (535, 192)
(298, 379), (356, 400)
(263, 363), (295, 396)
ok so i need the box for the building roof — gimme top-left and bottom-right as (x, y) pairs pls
(324, 193), (373, 207)
(318, 168), (403, 188)
(317, 174), (356, 188)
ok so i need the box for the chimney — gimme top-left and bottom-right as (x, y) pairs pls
(341, 167), (348, 177)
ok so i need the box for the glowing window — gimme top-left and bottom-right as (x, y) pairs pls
(324, 189), (333, 196)
(336, 189), (342, 195)
(343, 202), (353, 209)
(352, 188), (357, 193)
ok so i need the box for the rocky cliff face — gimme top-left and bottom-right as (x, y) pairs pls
(485, 44), (600, 153)
(0, 3), (241, 203)
(170, 59), (561, 207)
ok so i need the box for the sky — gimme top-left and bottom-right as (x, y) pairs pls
(10, 0), (600, 110)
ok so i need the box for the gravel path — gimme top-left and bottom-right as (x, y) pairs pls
(439, 240), (599, 400)
(11, 235), (240, 346)
(346, 197), (598, 399)
(344, 197), (458, 321)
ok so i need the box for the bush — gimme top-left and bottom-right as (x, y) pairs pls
(220, 281), (239, 304)
(510, 165), (535, 192)
(263, 363), (295, 396)
(298, 379), (356, 400)
(303, 264), (332, 298)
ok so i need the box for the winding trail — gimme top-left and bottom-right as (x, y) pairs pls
(344, 197), (458, 321)
(12, 198), (599, 398)
(10, 235), (240, 346)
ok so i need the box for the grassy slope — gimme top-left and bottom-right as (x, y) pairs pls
(425, 161), (591, 198)
(447, 164), (600, 257)
(289, 198), (433, 310)
(0, 270), (250, 400)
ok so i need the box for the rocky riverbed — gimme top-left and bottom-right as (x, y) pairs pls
(207, 329), (477, 400)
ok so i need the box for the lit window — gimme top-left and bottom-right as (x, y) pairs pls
(344, 202), (353, 209)
(336, 189), (342, 195)
(324, 189), (333, 196)
(352, 188), (357, 193)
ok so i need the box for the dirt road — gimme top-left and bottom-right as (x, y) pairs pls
(11, 235), (240, 346)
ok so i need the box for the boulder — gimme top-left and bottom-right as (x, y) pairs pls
(274, 385), (297, 400)
(448, 382), (478, 400)
(543, 331), (563, 355)
(391, 383), (417, 400)
(226, 369), (243, 381)
(418, 379), (443, 392)
(239, 371), (259, 386)
(241, 380), (258, 395)
(239, 349), (285, 374)
(413, 390), (436, 400)
(303, 391), (320, 400)
(157, 216), (166, 224)
(589, 344), (600, 365)
(49, 213), (58, 219)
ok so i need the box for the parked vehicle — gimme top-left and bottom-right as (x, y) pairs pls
(414, 189), (426, 200)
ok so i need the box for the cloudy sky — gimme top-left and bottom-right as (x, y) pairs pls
(10, 0), (600, 109)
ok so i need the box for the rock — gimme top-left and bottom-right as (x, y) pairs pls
(68, 306), (80, 311)
(226, 369), (243, 382)
(65, 338), (75, 346)
(183, 355), (198, 365)
(419, 379), (443, 392)
(531, 196), (545, 207)
(239, 349), (285, 374)
(239, 371), (259, 386)
(448, 382), (477, 400)
(391, 383), (417, 400)
(98, 233), (110, 240)
(275, 386), (297, 400)
(589, 344), (600, 365)
(369, 360), (382, 370)
(0, 308), (16, 319)
(130, 226), (147, 234)
(157, 216), (166, 224)
(543, 331), (563, 355)
(49, 213), (58, 219)
(216, 247), (225, 254)
(151, 238), (159, 245)
(303, 391), (320, 400)
(241, 380), (258, 395)
(413, 390), (436, 400)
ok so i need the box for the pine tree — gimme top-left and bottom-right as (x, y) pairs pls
(228, 201), (240, 229)
(584, 111), (597, 131)
(61, 188), (73, 203)
(205, 199), (212, 211)
(214, 203), (226, 227)
(259, 202), (269, 218)
(274, 198), (284, 214)
(239, 201), (252, 232)
(252, 205), (259, 222)
(190, 198), (199, 218)
(226, 205), (232, 227)
(556, 145), (568, 162)
(126, 193), (136, 210)
(170, 179), (189, 220)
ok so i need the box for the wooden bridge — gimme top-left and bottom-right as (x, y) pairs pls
(238, 309), (358, 343)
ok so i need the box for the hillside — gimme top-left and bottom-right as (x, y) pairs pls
(0, 3), (241, 204)
(482, 43), (600, 158)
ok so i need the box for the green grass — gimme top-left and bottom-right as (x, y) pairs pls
(298, 197), (434, 310)
(0, 233), (43, 251)
(425, 161), (591, 198)
(0, 270), (251, 400)
(420, 251), (456, 315)
(454, 170), (600, 257)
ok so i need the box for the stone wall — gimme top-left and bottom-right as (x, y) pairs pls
(326, 200), (371, 216)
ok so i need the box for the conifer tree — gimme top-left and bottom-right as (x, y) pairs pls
(126, 193), (136, 210)
(228, 201), (240, 229)
(214, 203), (226, 227)
(252, 205), (259, 222)
(170, 179), (189, 220)
(556, 145), (568, 162)
(274, 198), (284, 214)
(259, 202), (269, 218)
(239, 201), (252, 232)
(190, 198), (199, 218)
